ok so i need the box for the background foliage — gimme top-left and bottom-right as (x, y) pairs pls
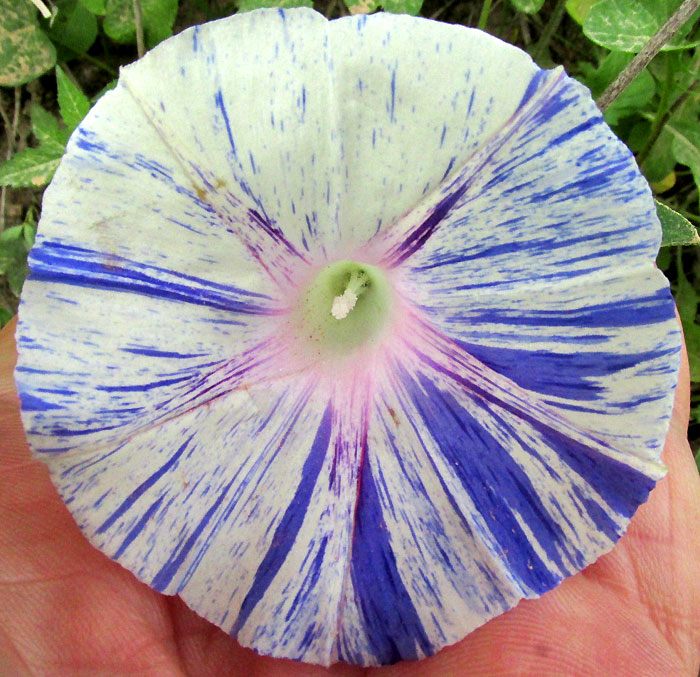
(1, 0), (699, 463)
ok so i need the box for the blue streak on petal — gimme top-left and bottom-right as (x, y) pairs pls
(462, 289), (672, 329)
(214, 89), (237, 155)
(414, 349), (657, 518)
(29, 241), (269, 314)
(114, 493), (166, 559)
(404, 370), (565, 593)
(120, 348), (208, 359)
(344, 451), (433, 664)
(97, 375), (192, 393)
(231, 404), (333, 635)
(152, 475), (237, 592)
(518, 69), (555, 108)
(455, 341), (677, 401)
(96, 434), (194, 535)
(19, 391), (63, 411)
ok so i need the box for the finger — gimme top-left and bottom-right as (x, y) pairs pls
(591, 321), (700, 670)
(0, 316), (30, 470)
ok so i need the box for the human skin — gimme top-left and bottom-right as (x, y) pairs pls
(1, 315), (699, 677)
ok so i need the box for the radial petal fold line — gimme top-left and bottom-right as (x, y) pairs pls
(407, 266), (679, 458)
(119, 8), (340, 275)
(378, 68), (658, 281)
(327, 13), (537, 251)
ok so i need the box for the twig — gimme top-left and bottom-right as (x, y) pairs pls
(597, 0), (700, 111)
(477, 0), (493, 31)
(531, 0), (567, 62)
(0, 88), (21, 232)
(133, 0), (145, 59)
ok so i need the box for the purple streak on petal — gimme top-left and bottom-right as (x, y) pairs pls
(231, 403), (333, 635)
(377, 69), (566, 267)
(247, 208), (309, 262)
(385, 182), (469, 267)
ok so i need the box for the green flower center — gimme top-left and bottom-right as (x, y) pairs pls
(297, 260), (392, 355)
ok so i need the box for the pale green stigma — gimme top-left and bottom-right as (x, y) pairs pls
(298, 260), (392, 354)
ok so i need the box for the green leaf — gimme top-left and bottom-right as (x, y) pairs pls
(566, 0), (600, 24)
(0, 0), (57, 86)
(6, 260), (28, 296)
(80, 0), (107, 13)
(656, 201), (700, 246)
(46, 0), (98, 53)
(509, 0), (544, 14)
(675, 252), (700, 381)
(664, 121), (700, 211)
(0, 237), (27, 276)
(56, 66), (92, 133)
(20, 208), (37, 251)
(0, 224), (24, 243)
(641, 127), (676, 183)
(381, 0), (423, 14)
(0, 145), (63, 188)
(656, 246), (671, 270)
(31, 105), (70, 150)
(0, 307), (12, 328)
(343, 0), (380, 14)
(24, 223), (37, 250)
(104, 0), (179, 47)
(583, 0), (700, 53)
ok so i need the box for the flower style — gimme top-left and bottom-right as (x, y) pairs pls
(15, 8), (680, 668)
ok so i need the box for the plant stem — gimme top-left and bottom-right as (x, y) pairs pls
(675, 206), (700, 222)
(531, 0), (567, 62)
(597, 0), (700, 111)
(133, 0), (145, 59)
(637, 54), (676, 164)
(75, 51), (119, 78)
(477, 0), (493, 31)
(639, 76), (700, 165)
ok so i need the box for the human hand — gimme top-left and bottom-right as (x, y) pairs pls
(1, 315), (699, 676)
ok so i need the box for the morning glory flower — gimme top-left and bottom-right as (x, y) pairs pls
(15, 7), (680, 667)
